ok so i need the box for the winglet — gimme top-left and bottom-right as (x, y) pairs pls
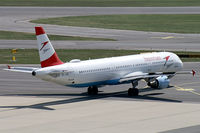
(7, 65), (11, 69)
(192, 70), (196, 76)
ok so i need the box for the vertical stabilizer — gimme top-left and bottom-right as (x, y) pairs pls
(35, 26), (63, 68)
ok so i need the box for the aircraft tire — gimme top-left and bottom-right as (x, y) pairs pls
(88, 86), (98, 95)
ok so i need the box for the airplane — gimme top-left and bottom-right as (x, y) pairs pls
(5, 26), (195, 96)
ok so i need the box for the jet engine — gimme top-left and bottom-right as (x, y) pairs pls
(148, 75), (170, 89)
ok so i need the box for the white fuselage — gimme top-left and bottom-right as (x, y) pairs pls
(34, 52), (183, 87)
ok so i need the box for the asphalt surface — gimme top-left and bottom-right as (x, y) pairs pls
(1, 6), (200, 133)
(0, 63), (199, 102)
(1, 7), (200, 51)
(1, 40), (200, 51)
(0, 7), (200, 49)
(162, 125), (200, 133)
(0, 63), (200, 133)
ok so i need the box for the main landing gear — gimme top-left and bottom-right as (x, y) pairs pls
(128, 81), (139, 96)
(87, 81), (139, 96)
(88, 86), (98, 95)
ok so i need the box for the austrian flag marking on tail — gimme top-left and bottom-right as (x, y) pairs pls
(35, 27), (63, 68)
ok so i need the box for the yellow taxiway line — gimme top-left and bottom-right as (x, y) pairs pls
(151, 36), (184, 40)
(173, 85), (200, 96)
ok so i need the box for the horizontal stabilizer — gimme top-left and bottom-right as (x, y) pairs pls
(4, 65), (38, 73)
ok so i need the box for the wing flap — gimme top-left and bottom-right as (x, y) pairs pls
(119, 71), (175, 83)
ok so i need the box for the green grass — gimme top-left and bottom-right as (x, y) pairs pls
(181, 58), (200, 62)
(0, 49), (199, 64)
(1, 0), (200, 7)
(0, 31), (114, 41)
(32, 14), (200, 34)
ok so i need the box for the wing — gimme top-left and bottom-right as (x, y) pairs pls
(119, 70), (195, 83)
(4, 65), (39, 73)
(176, 70), (196, 76)
(119, 71), (169, 83)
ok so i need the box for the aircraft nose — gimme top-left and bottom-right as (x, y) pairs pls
(174, 53), (183, 70)
(179, 60), (183, 69)
(177, 57), (183, 70)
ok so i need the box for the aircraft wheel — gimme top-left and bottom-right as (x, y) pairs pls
(88, 86), (98, 95)
(128, 88), (139, 96)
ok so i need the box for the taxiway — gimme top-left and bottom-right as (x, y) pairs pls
(0, 6), (200, 133)
(0, 63), (199, 132)
(1, 40), (200, 51)
(0, 7), (200, 50)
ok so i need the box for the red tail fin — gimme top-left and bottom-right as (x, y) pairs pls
(35, 27), (63, 68)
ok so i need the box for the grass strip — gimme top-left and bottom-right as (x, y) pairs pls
(0, 31), (114, 41)
(1, 0), (200, 7)
(1, 49), (199, 64)
(32, 14), (200, 34)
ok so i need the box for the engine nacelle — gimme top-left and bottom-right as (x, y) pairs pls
(148, 75), (170, 89)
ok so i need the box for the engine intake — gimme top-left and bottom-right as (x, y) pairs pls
(148, 75), (170, 89)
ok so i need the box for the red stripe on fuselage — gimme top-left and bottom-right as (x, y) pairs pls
(40, 52), (63, 68)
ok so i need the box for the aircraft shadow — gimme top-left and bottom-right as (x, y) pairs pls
(0, 87), (181, 111)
